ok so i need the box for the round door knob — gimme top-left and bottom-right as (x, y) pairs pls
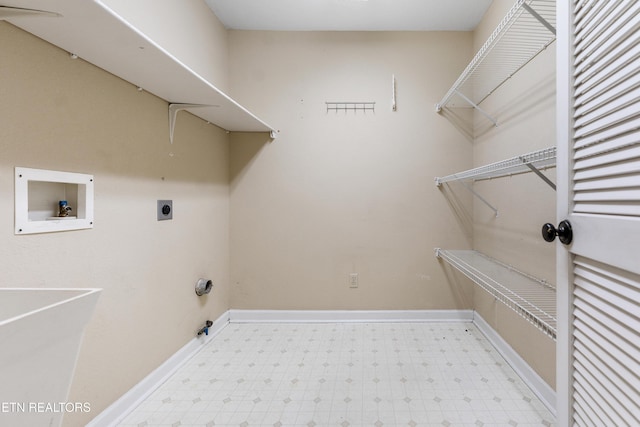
(542, 220), (573, 245)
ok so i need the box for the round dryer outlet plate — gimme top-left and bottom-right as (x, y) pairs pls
(157, 200), (173, 220)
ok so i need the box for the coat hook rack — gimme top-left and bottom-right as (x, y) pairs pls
(325, 102), (375, 113)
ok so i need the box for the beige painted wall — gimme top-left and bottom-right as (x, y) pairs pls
(469, 0), (557, 389)
(225, 19), (556, 389)
(101, 0), (230, 92)
(0, 22), (230, 425)
(227, 31), (475, 310)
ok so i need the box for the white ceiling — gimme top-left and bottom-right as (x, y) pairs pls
(205, 0), (493, 32)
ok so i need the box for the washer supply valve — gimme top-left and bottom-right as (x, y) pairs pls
(197, 320), (214, 336)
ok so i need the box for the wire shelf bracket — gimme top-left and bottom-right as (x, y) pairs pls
(435, 248), (557, 340)
(454, 90), (498, 127)
(521, 3), (556, 36)
(435, 0), (556, 123)
(435, 146), (556, 216)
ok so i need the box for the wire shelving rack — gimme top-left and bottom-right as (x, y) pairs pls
(435, 0), (556, 126)
(435, 249), (557, 340)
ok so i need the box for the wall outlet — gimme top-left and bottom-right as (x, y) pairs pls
(349, 273), (358, 288)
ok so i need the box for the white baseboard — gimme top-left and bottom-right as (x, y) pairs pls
(87, 311), (230, 427)
(472, 312), (556, 416)
(229, 309), (474, 323)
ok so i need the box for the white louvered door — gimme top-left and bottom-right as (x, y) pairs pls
(557, 1), (640, 425)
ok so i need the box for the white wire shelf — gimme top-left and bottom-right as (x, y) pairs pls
(435, 146), (556, 186)
(435, 249), (556, 340)
(435, 0), (556, 124)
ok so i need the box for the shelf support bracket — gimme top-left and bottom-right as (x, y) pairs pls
(454, 90), (498, 127)
(520, 157), (556, 190)
(169, 103), (214, 144)
(438, 177), (498, 217)
(0, 6), (61, 19)
(459, 181), (499, 217)
(521, 3), (556, 36)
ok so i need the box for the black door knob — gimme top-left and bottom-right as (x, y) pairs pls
(542, 220), (573, 245)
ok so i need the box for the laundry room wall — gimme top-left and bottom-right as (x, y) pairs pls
(227, 31), (475, 311)
(0, 21), (230, 425)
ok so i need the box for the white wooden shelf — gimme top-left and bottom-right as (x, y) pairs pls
(435, 0), (556, 125)
(2, 1), (276, 138)
(435, 249), (556, 340)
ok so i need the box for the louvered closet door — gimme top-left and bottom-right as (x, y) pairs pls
(557, 1), (640, 425)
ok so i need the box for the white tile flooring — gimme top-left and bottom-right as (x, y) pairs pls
(118, 322), (555, 427)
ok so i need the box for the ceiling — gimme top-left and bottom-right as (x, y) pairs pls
(205, 0), (493, 32)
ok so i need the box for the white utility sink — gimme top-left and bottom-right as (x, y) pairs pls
(0, 288), (100, 427)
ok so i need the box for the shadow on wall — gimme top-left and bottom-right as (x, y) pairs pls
(437, 182), (474, 244)
(474, 72), (556, 139)
(435, 68), (555, 141)
(437, 107), (474, 142)
(436, 258), (474, 309)
(229, 132), (273, 190)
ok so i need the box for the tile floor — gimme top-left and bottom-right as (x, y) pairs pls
(118, 322), (555, 427)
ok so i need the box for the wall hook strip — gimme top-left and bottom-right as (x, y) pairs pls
(325, 102), (375, 113)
